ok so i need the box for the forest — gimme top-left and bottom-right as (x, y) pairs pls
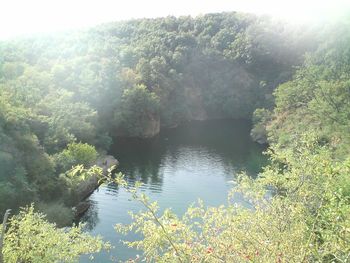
(0, 11), (349, 262)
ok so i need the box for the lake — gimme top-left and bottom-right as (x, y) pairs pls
(79, 119), (267, 262)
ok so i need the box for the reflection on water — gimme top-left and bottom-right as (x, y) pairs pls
(79, 119), (267, 262)
(78, 199), (99, 231)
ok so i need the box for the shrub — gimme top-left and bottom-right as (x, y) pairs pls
(54, 142), (98, 173)
(2, 205), (109, 262)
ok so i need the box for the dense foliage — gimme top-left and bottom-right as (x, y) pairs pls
(1, 206), (108, 262)
(0, 13), (317, 217)
(252, 18), (350, 157)
(0, 12), (317, 216)
(1, 11), (350, 263)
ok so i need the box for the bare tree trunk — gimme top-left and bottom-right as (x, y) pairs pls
(0, 209), (11, 263)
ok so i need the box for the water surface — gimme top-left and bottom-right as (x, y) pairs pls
(80, 120), (266, 262)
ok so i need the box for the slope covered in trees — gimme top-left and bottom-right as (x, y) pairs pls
(252, 18), (350, 156)
(0, 12), (318, 217)
(1, 11), (350, 262)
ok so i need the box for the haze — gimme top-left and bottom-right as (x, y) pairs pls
(1, 0), (349, 39)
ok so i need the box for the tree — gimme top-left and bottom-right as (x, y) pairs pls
(54, 142), (98, 174)
(114, 84), (160, 137)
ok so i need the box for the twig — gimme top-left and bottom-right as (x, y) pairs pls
(134, 191), (185, 263)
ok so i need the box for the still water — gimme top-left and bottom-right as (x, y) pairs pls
(80, 120), (266, 262)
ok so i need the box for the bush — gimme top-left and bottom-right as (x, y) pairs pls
(54, 142), (98, 173)
(2, 205), (109, 262)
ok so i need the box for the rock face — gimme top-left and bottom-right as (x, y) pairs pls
(115, 113), (160, 138)
(75, 174), (100, 201)
(253, 134), (268, 145)
(79, 155), (119, 199)
(184, 83), (207, 121)
(142, 113), (160, 138)
(96, 155), (119, 175)
(74, 201), (90, 217)
(250, 126), (268, 145)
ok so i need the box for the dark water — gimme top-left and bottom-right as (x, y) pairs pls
(79, 120), (266, 262)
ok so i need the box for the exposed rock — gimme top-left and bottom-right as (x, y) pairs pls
(75, 174), (99, 201)
(142, 113), (160, 138)
(255, 136), (268, 145)
(115, 113), (160, 138)
(76, 155), (119, 200)
(184, 78), (208, 122)
(96, 155), (119, 175)
(250, 126), (268, 145)
(73, 201), (90, 217)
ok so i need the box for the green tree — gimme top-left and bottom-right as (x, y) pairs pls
(114, 84), (160, 137)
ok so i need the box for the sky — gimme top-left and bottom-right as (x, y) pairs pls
(1, 0), (350, 39)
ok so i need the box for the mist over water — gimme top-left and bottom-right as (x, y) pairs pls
(80, 119), (267, 262)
